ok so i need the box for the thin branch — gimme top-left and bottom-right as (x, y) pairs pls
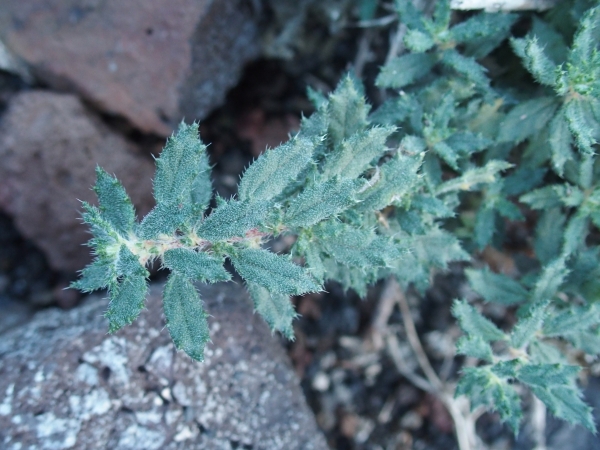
(383, 277), (481, 450)
(355, 14), (397, 28)
(384, 22), (407, 67)
(386, 333), (435, 393)
(394, 278), (444, 391)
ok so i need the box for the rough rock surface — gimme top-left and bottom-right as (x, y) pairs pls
(0, 0), (259, 136)
(0, 90), (155, 272)
(0, 282), (328, 450)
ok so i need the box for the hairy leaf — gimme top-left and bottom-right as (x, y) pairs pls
(543, 303), (600, 337)
(163, 273), (210, 361)
(456, 335), (494, 362)
(137, 202), (188, 240)
(456, 367), (522, 433)
(247, 282), (296, 339)
(452, 299), (506, 342)
(435, 160), (512, 195)
(320, 127), (395, 181)
(238, 135), (314, 202)
(510, 300), (549, 349)
(94, 167), (136, 236)
(565, 98), (598, 154)
(154, 123), (208, 205)
(106, 274), (148, 333)
(549, 111), (574, 176)
(498, 97), (559, 144)
(466, 268), (528, 305)
(285, 178), (358, 228)
(228, 247), (320, 296)
(441, 50), (489, 87)
(71, 258), (115, 293)
(163, 248), (230, 282)
(376, 53), (437, 89)
(327, 75), (370, 144)
(197, 200), (270, 242)
(316, 221), (403, 269)
(517, 364), (596, 432)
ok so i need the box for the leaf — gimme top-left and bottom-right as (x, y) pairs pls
(435, 160), (512, 195)
(451, 13), (516, 50)
(71, 258), (115, 293)
(319, 126), (395, 181)
(358, 154), (422, 211)
(513, 37), (558, 87)
(197, 200), (270, 242)
(105, 274), (148, 333)
(163, 273), (210, 361)
(228, 247), (320, 296)
(463, 14), (518, 58)
(474, 206), (496, 249)
(404, 29), (435, 53)
(534, 207), (566, 264)
(285, 178), (358, 228)
(445, 131), (493, 155)
(189, 149), (213, 213)
(327, 75), (370, 144)
(238, 135), (314, 202)
(162, 248), (230, 282)
(565, 98), (598, 154)
(510, 300), (548, 348)
(456, 366), (522, 433)
(154, 122), (208, 205)
(409, 228), (470, 269)
(542, 303), (600, 337)
(548, 111), (574, 176)
(502, 167), (547, 197)
(81, 202), (120, 253)
(531, 257), (569, 303)
(529, 340), (567, 364)
(137, 202), (188, 240)
(294, 233), (326, 282)
(94, 167), (136, 236)
(529, 17), (569, 63)
(376, 53), (437, 89)
(520, 184), (584, 210)
(456, 335), (494, 362)
(432, 0), (451, 29)
(569, 5), (600, 66)
(433, 140), (460, 170)
(498, 97), (559, 144)
(247, 282), (296, 339)
(517, 363), (596, 432)
(466, 268), (528, 306)
(562, 214), (588, 258)
(315, 221), (404, 269)
(441, 50), (489, 87)
(452, 299), (506, 342)
(115, 245), (148, 278)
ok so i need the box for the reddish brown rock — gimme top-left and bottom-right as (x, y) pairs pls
(0, 90), (155, 272)
(0, 282), (328, 450)
(0, 0), (259, 136)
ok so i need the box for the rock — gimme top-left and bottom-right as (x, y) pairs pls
(0, 282), (328, 450)
(0, 90), (155, 272)
(0, 0), (259, 136)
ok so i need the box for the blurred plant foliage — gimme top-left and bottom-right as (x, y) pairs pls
(370, 0), (599, 435)
(74, 0), (600, 437)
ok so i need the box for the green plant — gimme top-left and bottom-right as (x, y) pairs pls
(368, 0), (600, 436)
(74, 0), (600, 441)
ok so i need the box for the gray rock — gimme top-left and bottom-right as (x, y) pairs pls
(0, 282), (328, 450)
(0, 0), (259, 136)
(0, 90), (155, 272)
